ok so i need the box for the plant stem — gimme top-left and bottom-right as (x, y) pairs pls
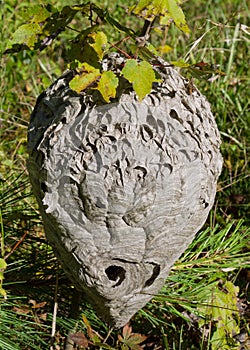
(0, 208), (4, 258)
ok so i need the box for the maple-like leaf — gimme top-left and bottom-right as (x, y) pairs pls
(121, 59), (161, 101)
(118, 324), (147, 350)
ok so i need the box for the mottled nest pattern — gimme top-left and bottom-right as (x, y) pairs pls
(27, 54), (223, 328)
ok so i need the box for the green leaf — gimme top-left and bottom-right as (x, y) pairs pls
(198, 280), (240, 350)
(95, 6), (135, 37)
(122, 59), (161, 101)
(96, 71), (119, 102)
(69, 63), (101, 93)
(126, 333), (147, 345)
(0, 258), (7, 270)
(130, 0), (152, 14)
(20, 5), (51, 23)
(171, 60), (190, 68)
(6, 23), (42, 49)
(68, 30), (104, 67)
(183, 61), (226, 80)
(71, 43), (100, 67)
(40, 5), (80, 41)
(6, 4), (83, 53)
(164, 0), (190, 33)
(134, 44), (158, 61)
(210, 328), (231, 350)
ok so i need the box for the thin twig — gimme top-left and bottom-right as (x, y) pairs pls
(220, 131), (245, 149)
(218, 174), (250, 192)
(4, 230), (28, 260)
(103, 327), (114, 343)
(0, 208), (4, 257)
(108, 36), (132, 58)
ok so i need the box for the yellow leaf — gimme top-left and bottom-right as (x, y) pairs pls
(0, 287), (7, 298)
(89, 31), (108, 60)
(96, 71), (119, 102)
(69, 63), (100, 93)
(158, 45), (173, 54)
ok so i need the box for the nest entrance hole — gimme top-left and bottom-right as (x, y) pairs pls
(105, 265), (126, 287)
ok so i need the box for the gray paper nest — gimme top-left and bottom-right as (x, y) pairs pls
(27, 54), (223, 328)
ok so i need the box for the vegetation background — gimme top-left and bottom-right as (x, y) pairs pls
(0, 0), (249, 349)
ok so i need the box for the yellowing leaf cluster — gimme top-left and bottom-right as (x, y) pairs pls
(69, 31), (160, 102)
(69, 64), (119, 103)
(5, 2), (189, 102)
(69, 31), (120, 103)
(131, 0), (190, 34)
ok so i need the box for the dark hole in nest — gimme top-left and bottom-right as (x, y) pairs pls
(144, 264), (160, 288)
(105, 265), (126, 287)
(40, 182), (47, 193)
